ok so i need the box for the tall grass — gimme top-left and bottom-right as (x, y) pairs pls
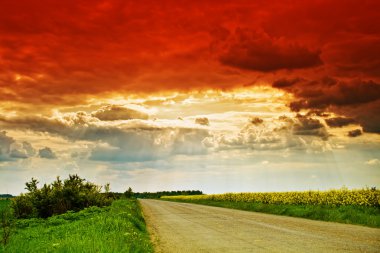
(0, 200), (13, 247)
(0, 201), (10, 213)
(1, 199), (152, 253)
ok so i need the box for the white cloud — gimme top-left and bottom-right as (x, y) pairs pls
(1, 88), (380, 195)
(0, 131), (14, 161)
(0, 131), (36, 161)
(203, 115), (332, 153)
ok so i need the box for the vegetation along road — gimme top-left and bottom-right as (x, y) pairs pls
(140, 199), (380, 253)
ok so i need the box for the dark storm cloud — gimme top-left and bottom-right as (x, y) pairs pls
(272, 78), (303, 88)
(219, 29), (322, 72)
(322, 37), (380, 78)
(293, 115), (329, 140)
(347, 129), (362, 137)
(325, 117), (356, 128)
(274, 77), (380, 134)
(284, 79), (380, 109)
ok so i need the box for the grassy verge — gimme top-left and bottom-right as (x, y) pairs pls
(0, 200), (11, 212)
(1, 199), (153, 253)
(162, 198), (380, 228)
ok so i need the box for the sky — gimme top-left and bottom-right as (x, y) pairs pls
(0, 0), (379, 195)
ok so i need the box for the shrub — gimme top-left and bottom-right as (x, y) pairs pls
(10, 194), (35, 219)
(11, 175), (113, 219)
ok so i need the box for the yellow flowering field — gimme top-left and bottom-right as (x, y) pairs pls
(162, 188), (380, 207)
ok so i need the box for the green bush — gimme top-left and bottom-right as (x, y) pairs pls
(11, 195), (35, 219)
(11, 175), (113, 219)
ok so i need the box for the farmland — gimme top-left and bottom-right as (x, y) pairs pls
(2, 187), (379, 252)
(162, 188), (380, 227)
(0, 199), (152, 253)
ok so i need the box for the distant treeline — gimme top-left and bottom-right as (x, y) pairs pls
(0, 194), (13, 198)
(101, 190), (203, 200)
(134, 190), (203, 199)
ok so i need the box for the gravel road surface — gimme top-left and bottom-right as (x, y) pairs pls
(140, 199), (380, 253)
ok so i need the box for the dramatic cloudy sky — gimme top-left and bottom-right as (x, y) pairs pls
(1, 0), (379, 194)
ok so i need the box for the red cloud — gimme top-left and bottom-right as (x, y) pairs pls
(0, 0), (379, 107)
(219, 29), (322, 72)
(322, 37), (380, 78)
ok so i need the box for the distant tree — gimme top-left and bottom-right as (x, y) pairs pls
(104, 183), (111, 193)
(124, 187), (133, 198)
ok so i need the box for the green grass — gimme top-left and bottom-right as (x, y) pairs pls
(0, 200), (11, 212)
(1, 199), (153, 253)
(162, 198), (380, 228)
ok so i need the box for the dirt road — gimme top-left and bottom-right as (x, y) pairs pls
(140, 199), (380, 253)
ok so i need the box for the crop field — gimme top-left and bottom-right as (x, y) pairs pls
(0, 199), (152, 253)
(162, 188), (380, 227)
(162, 188), (380, 207)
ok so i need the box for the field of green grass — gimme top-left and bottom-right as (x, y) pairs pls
(0, 199), (152, 253)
